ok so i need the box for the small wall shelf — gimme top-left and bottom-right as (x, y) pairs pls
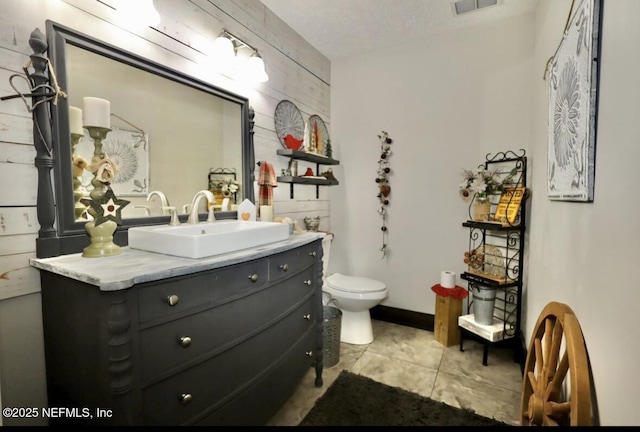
(276, 149), (339, 165)
(276, 149), (340, 199)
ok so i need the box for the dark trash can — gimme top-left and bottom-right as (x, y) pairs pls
(323, 305), (342, 368)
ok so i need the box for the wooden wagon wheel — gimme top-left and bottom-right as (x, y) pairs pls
(520, 302), (591, 426)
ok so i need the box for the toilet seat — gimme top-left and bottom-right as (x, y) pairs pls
(326, 273), (386, 294)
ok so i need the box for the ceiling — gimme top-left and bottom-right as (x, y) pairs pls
(260, 0), (537, 61)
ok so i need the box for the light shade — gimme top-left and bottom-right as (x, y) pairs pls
(245, 52), (269, 83)
(118, 0), (161, 27)
(212, 35), (236, 65)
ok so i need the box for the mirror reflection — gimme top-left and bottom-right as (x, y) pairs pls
(66, 44), (243, 221)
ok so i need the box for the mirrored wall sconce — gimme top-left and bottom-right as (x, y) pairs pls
(116, 0), (161, 27)
(212, 29), (269, 83)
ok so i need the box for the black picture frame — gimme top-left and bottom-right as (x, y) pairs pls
(34, 21), (255, 257)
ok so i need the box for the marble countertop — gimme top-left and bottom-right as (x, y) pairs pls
(30, 232), (324, 291)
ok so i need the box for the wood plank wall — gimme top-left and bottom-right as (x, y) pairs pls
(0, 0), (332, 301)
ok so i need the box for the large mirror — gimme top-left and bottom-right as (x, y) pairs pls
(45, 20), (255, 254)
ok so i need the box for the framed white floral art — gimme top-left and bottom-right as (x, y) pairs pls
(547, 0), (602, 202)
(77, 127), (149, 197)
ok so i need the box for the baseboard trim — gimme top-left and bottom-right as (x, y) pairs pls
(370, 305), (434, 332)
(370, 305), (526, 372)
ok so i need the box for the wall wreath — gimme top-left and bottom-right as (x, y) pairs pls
(376, 131), (393, 258)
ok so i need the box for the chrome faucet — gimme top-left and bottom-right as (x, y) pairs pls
(187, 190), (215, 224)
(162, 206), (181, 226)
(147, 190), (170, 215)
(132, 205), (150, 216)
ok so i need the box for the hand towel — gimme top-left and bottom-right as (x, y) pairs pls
(258, 161), (277, 208)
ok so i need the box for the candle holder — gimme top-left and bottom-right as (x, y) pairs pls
(71, 132), (87, 220)
(82, 126), (121, 258)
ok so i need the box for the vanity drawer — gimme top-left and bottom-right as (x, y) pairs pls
(139, 267), (316, 382)
(268, 242), (318, 282)
(137, 258), (268, 324)
(141, 297), (317, 425)
(196, 327), (316, 426)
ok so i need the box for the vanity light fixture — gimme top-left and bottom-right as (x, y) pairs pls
(212, 29), (269, 83)
(116, 0), (161, 27)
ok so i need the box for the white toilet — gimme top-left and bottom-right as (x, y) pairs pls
(321, 233), (388, 345)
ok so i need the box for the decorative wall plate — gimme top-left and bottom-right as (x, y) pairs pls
(274, 100), (305, 150)
(482, 244), (506, 277)
(308, 114), (329, 155)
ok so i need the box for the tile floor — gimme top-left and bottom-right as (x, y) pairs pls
(267, 319), (524, 426)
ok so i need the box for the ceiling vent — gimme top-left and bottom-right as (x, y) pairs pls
(453, 0), (499, 16)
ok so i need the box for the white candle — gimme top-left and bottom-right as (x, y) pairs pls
(69, 106), (83, 135)
(82, 97), (110, 128)
(260, 205), (273, 222)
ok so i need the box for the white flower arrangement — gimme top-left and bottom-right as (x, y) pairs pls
(212, 178), (240, 195)
(459, 166), (517, 202)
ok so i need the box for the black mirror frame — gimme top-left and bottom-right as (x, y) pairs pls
(36, 20), (255, 257)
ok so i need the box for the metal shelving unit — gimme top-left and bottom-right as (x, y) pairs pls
(458, 149), (528, 366)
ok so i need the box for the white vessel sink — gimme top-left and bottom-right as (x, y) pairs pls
(128, 220), (290, 259)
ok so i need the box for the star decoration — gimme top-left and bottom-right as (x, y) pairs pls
(89, 188), (130, 226)
(101, 197), (120, 218)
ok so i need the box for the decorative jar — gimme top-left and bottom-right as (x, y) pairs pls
(473, 196), (491, 221)
(304, 216), (320, 231)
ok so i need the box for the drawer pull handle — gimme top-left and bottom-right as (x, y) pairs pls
(248, 273), (259, 282)
(304, 280), (312, 286)
(303, 314), (311, 320)
(305, 351), (313, 357)
(167, 295), (180, 306)
(180, 336), (192, 348)
(279, 263), (289, 271)
(180, 393), (193, 405)
(309, 251), (316, 257)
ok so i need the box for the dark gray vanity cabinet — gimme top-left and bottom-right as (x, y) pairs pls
(39, 240), (324, 426)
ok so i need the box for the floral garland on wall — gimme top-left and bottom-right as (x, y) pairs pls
(375, 131), (393, 258)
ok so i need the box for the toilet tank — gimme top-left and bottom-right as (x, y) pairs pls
(321, 233), (334, 285)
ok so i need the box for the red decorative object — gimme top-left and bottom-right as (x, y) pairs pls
(313, 120), (320, 152)
(302, 167), (314, 176)
(284, 134), (304, 150)
(257, 161), (277, 207)
(431, 284), (468, 299)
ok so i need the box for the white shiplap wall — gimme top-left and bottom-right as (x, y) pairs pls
(0, 0), (330, 423)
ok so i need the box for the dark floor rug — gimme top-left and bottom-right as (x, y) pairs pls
(299, 370), (513, 426)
